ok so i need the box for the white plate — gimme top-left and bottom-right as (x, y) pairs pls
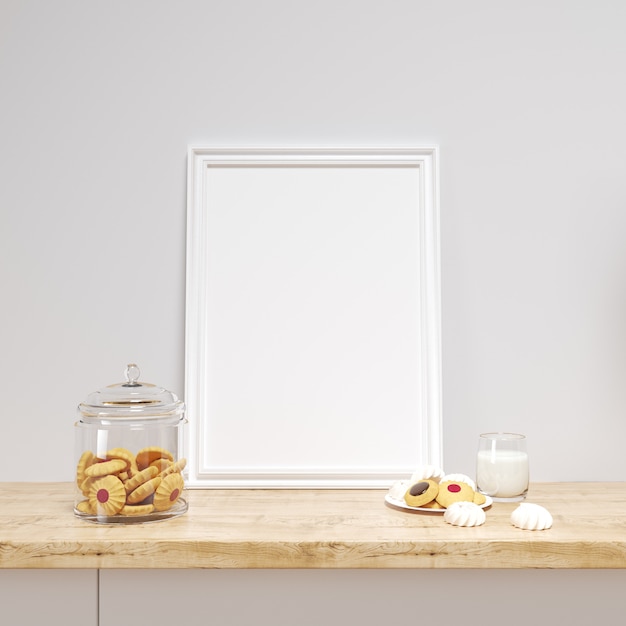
(384, 493), (493, 513)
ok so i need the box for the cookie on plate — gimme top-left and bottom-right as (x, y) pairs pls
(436, 480), (475, 508)
(473, 491), (487, 506)
(404, 479), (439, 507)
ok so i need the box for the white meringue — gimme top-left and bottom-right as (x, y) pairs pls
(387, 479), (410, 500)
(440, 473), (476, 491)
(510, 503), (553, 531)
(410, 465), (445, 484)
(443, 501), (486, 527)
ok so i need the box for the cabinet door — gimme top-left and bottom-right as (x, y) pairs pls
(0, 569), (97, 626)
(100, 568), (626, 626)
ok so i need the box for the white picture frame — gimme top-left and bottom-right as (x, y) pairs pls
(185, 147), (441, 487)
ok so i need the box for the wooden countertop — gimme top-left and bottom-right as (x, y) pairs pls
(1, 482), (626, 569)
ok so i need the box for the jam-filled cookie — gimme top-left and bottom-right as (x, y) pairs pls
(435, 480), (475, 508)
(153, 472), (184, 511)
(89, 475), (126, 516)
(404, 479), (439, 507)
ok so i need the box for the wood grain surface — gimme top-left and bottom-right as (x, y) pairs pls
(1, 482), (625, 569)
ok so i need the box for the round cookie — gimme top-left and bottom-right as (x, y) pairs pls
(84, 458), (127, 478)
(105, 447), (133, 469)
(126, 476), (162, 504)
(149, 458), (172, 473)
(75, 499), (94, 514)
(440, 473), (476, 491)
(79, 476), (95, 497)
(159, 457), (187, 478)
(436, 480), (475, 508)
(123, 465), (159, 495)
(120, 503), (155, 516)
(89, 475), (126, 516)
(76, 450), (96, 486)
(105, 447), (138, 475)
(404, 479), (439, 507)
(420, 499), (445, 510)
(136, 446), (174, 471)
(153, 472), (184, 511)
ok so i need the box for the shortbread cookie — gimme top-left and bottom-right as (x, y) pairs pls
(473, 491), (487, 506)
(126, 476), (162, 504)
(404, 479), (439, 507)
(89, 475), (126, 516)
(105, 447), (134, 468)
(79, 476), (96, 497)
(84, 458), (127, 478)
(435, 480), (475, 507)
(136, 446), (174, 471)
(124, 465), (159, 494)
(120, 503), (155, 516)
(75, 499), (94, 514)
(153, 472), (184, 511)
(149, 458), (172, 473)
(76, 450), (96, 486)
(159, 457), (187, 478)
(440, 473), (476, 491)
(76, 445), (185, 518)
(420, 499), (445, 510)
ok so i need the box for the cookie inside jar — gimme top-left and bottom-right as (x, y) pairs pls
(74, 364), (188, 523)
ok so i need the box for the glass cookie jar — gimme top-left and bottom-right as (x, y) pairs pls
(74, 364), (188, 523)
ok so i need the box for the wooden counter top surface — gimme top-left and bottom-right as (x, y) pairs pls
(1, 482), (626, 569)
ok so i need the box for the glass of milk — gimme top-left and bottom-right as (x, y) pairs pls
(476, 433), (529, 502)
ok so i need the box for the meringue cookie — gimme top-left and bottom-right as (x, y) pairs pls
(387, 479), (410, 500)
(439, 473), (476, 491)
(511, 503), (553, 530)
(410, 465), (445, 484)
(443, 501), (486, 527)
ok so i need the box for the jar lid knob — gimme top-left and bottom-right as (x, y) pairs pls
(124, 363), (141, 387)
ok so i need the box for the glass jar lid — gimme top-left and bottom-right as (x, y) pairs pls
(78, 363), (184, 422)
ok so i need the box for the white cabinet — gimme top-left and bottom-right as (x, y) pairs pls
(5, 568), (626, 626)
(100, 569), (626, 626)
(0, 569), (97, 626)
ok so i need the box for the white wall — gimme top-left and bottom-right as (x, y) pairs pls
(2, 0), (626, 483)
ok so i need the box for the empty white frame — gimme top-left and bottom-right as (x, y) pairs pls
(185, 148), (441, 487)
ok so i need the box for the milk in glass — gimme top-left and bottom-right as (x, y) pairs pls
(476, 448), (529, 500)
